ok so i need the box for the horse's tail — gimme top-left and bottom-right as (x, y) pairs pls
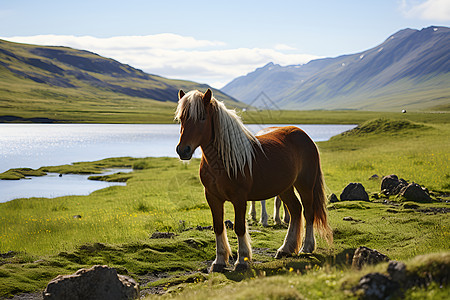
(313, 159), (333, 244)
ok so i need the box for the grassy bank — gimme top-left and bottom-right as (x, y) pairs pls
(1, 103), (449, 124)
(0, 118), (449, 298)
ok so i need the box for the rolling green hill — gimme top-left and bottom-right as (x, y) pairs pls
(0, 39), (242, 123)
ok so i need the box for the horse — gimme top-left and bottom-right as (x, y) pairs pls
(175, 89), (332, 272)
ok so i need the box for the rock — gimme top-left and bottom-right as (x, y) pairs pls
(150, 232), (176, 239)
(43, 265), (139, 300)
(352, 246), (390, 269)
(225, 219), (234, 229)
(381, 175), (407, 196)
(399, 183), (431, 202)
(196, 225), (212, 231)
(369, 174), (379, 180)
(340, 183), (369, 201)
(328, 193), (339, 203)
(343, 216), (354, 221)
(353, 272), (399, 300)
(387, 261), (407, 283)
(0, 250), (16, 258)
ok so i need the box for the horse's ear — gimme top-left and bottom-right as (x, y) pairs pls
(203, 89), (212, 105)
(178, 90), (185, 100)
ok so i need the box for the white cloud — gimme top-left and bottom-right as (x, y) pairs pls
(401, 0), (450, 21)
(274, 43), (297, 51)
(1, 34), (320, 88)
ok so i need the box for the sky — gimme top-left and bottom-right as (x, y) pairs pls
(0, 0), (449, 88)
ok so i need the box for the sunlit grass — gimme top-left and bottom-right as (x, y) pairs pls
(0, 118), (449, 298)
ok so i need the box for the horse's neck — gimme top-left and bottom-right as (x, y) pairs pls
(201, 141), (226, 173)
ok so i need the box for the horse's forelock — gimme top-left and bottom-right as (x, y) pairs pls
(175, 90), (206, 122)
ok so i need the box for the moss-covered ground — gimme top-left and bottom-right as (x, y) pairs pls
(0, 117), (449, 299)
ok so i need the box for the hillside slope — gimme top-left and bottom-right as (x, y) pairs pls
(0, 39), (241, 123)
(222, 26), (450, 111)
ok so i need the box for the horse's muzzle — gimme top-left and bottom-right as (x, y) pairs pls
(176, 145), (193, 160)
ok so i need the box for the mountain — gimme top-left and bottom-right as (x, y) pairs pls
(222, 26), (450, 111)
(0, 39), (242, 123)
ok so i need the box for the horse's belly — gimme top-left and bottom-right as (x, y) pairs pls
(248, 161), (297, 200)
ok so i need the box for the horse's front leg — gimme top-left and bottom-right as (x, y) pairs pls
(233, 200), (252, 271)
(206, 191), (231, 273)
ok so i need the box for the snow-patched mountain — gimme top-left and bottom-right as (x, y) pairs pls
(222, 26), (450, 111)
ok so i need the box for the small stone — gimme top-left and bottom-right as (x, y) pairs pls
(352, 246), (390, 269)
(381, 175), (407, 196)
(387, 261), (407, 283)
(328, 193), (339, 203)
(225, 220), (234, 229)
(399, 183), (431, 202)
(150, 232), (176, 239)
(43, 265), (139, 300)
(340, 183), (369, 201)
(353, 272), (398, 299)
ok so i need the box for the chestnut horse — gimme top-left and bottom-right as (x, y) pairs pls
(175, 89), (332, 272)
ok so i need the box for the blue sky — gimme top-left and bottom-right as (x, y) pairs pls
(1, 0), (449, 87)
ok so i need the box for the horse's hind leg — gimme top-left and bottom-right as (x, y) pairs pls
(275, 187), (303, 258)
(283, 203), (290, 224)
(260, 200), (268, 227)
(296, 184), (315, 253)
(274, 196), (290, 225)
(273, 196), (282, 225)
(248, 201), (257, 221)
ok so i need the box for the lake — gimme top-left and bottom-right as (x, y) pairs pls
(0, 124), (355, 202)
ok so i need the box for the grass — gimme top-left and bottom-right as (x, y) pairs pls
(0, 117), (449, 298)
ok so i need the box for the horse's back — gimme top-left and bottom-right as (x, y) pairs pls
(256, 126), (316, 149)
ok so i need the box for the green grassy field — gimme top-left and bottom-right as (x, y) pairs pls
(0, 117), (449, 298)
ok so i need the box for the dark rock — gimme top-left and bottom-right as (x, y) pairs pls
(369, 174), (379, 180)
(399, 183), (431, 202)
(381, 175), (407, 195)
(196, 225), (212, 231)
(340, 183), (369, 201)
(328, 193), (339, 203)
(387, 261), (407, 283)
(352, 246), (390, 269)
(73, 215), (82, 219)
(43, 265), (139, 300)
(225, 219), (234, 230)
(150, 232), (176, 239)
(0, 250), (17, 258)
(353, 272), (399, 300)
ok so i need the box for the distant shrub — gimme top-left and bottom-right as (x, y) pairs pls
(133, 160), (153, 170)
(135, 201), (150, 212)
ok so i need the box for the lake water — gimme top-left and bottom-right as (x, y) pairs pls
(0, 123), (355, 202)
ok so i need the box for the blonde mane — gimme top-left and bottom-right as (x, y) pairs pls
(175, 90), (261, 177)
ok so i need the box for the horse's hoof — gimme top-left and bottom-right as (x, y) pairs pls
(234, 263), (249, 272)
(300, 246), (314, 254)
(209, 263), (226, 273)
(275, 251), (292, 259)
